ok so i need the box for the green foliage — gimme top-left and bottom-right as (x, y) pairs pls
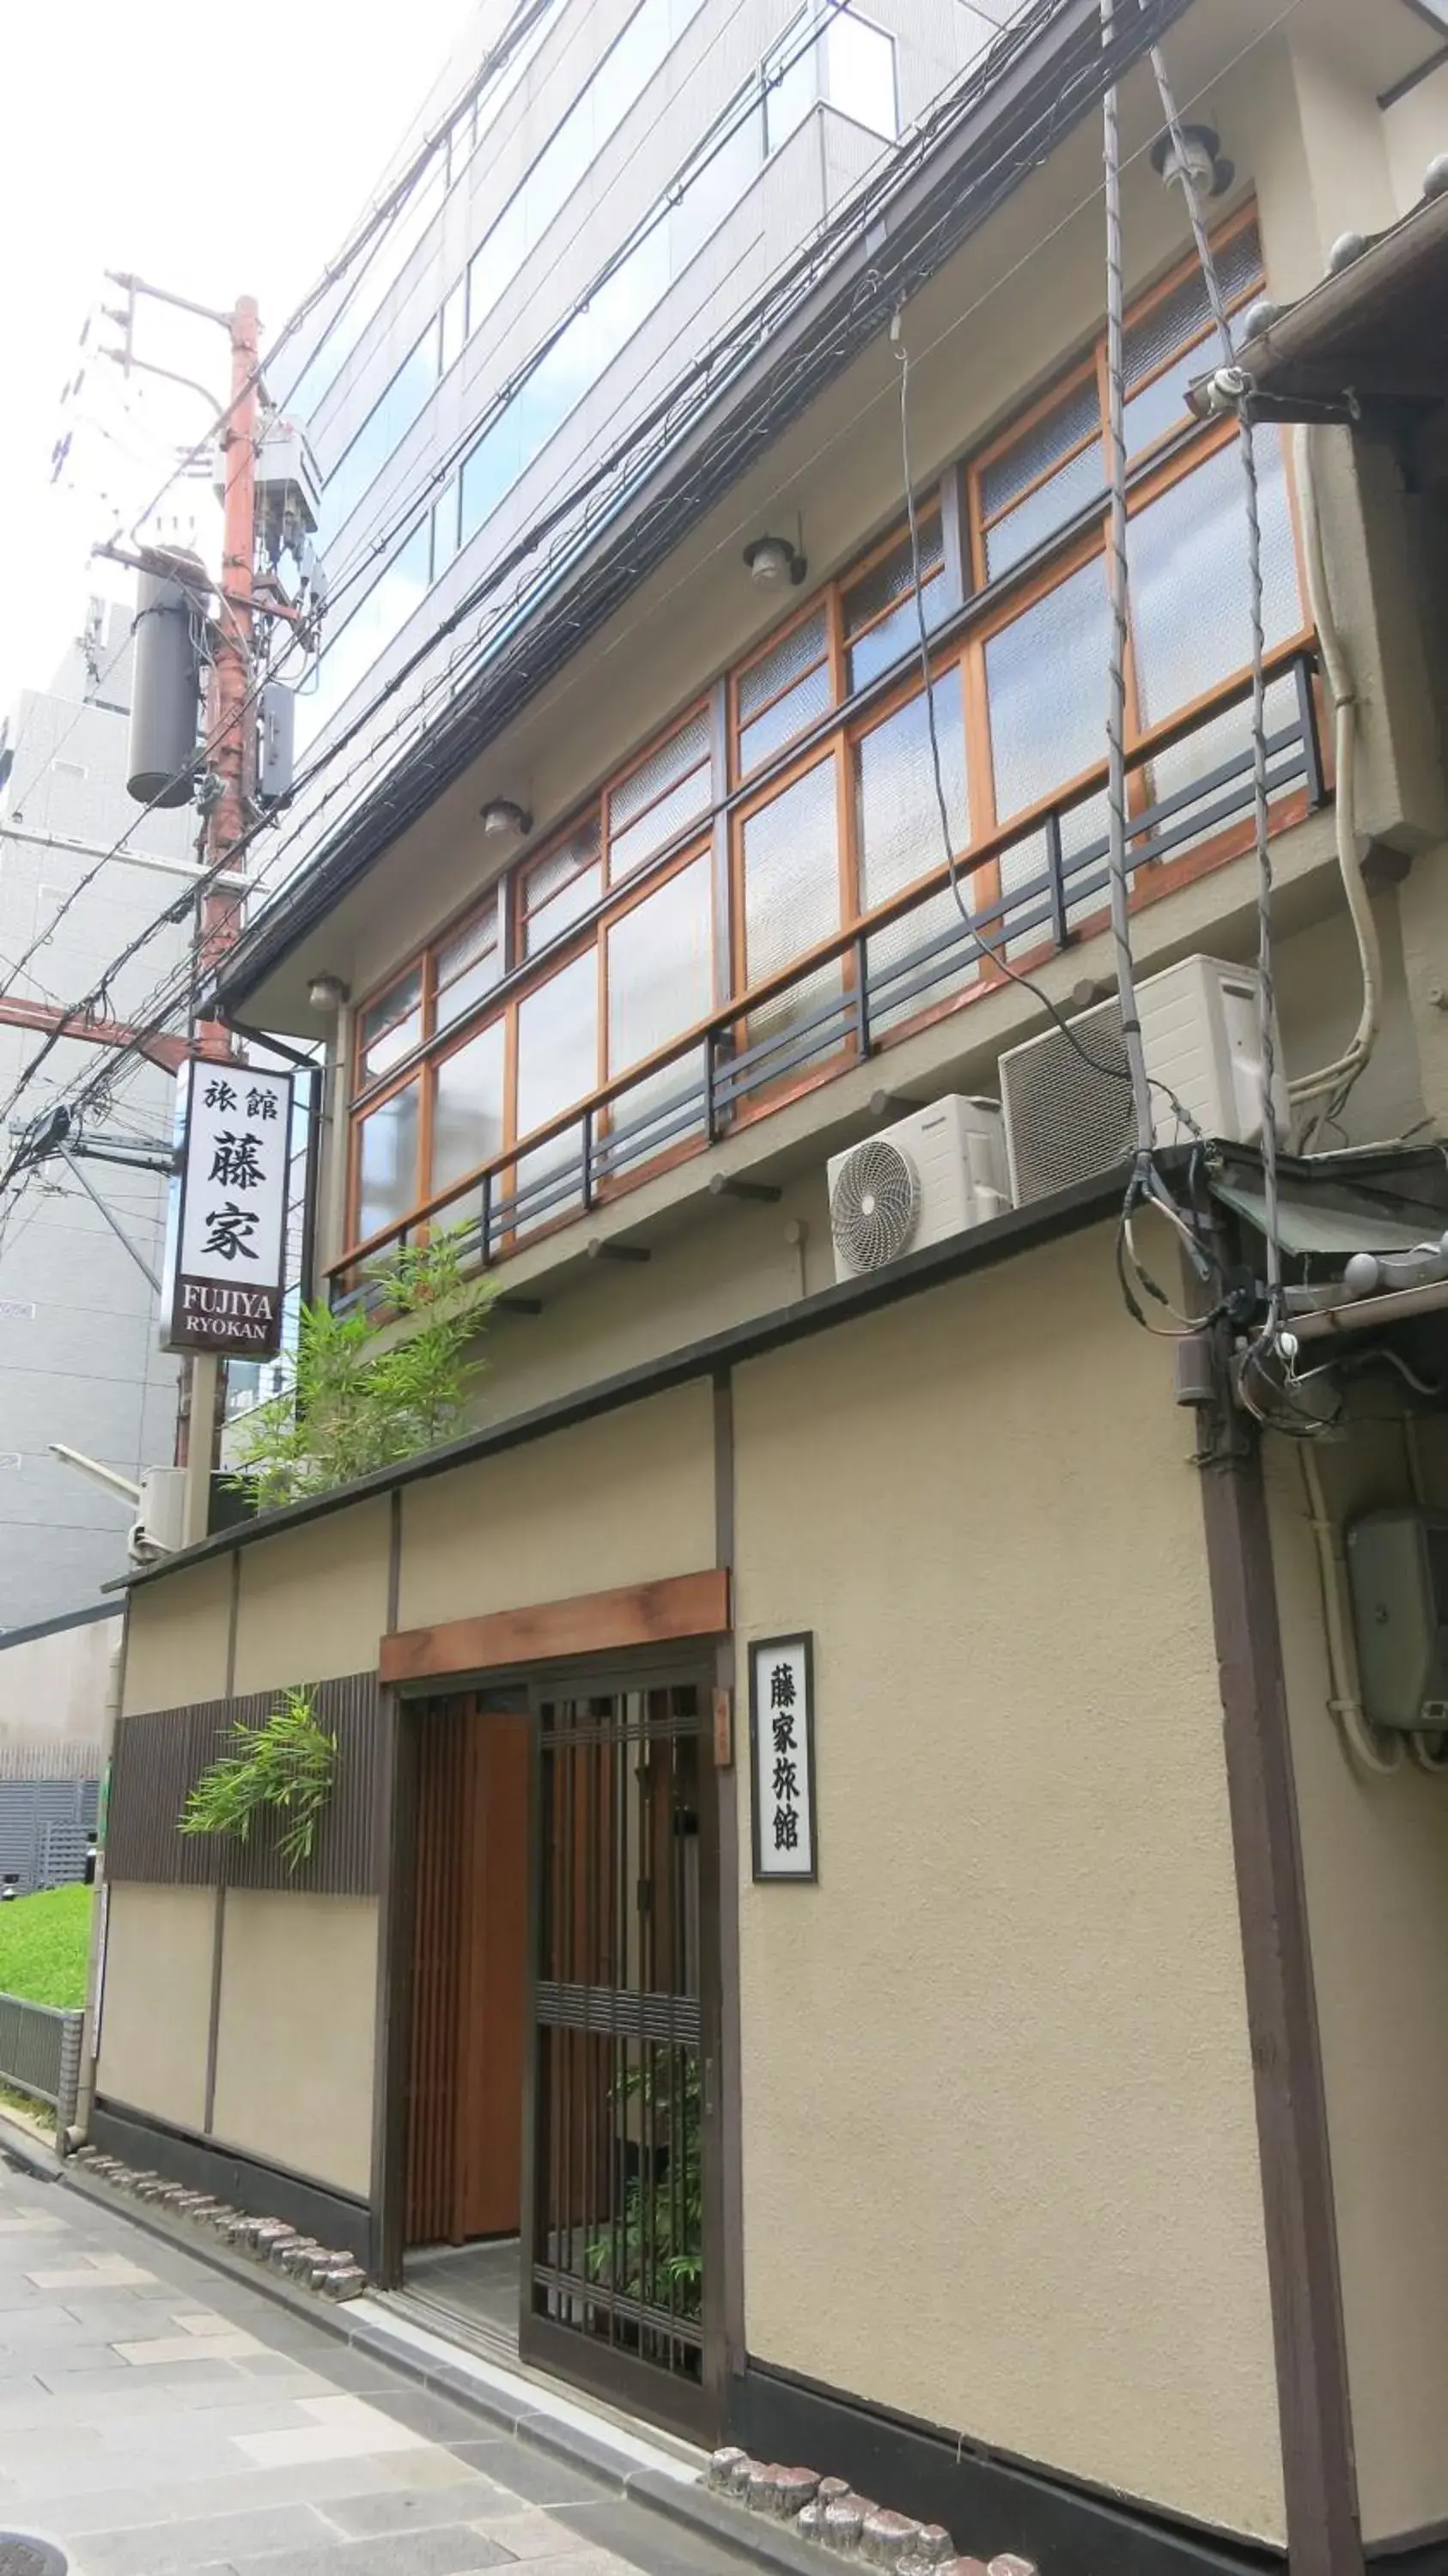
(178, 1685), (337, 1873)
(586, 2053), (703, 2320)
(232, 1229), (493, 1510)
(0, 1884), (92, 2008)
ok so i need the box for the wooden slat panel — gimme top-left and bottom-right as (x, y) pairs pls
(106, 1674), (386, 1894)
(380, 1571), (730, 1690)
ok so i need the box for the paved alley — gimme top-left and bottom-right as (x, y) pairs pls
(0, 2158), (739, 2576)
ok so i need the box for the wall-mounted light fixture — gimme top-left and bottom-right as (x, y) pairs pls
(480, 796), (532, 841)
(307, 973), (349, 1013)
(1150, 121), (1233, 198)
(743, 534), (806, 591)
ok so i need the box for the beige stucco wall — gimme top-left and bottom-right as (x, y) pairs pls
(232, 1498), (391, 1695)
(96, 1882), (216, 2134)
(122, 1559), (233, 1716)
(732, 1223), (1283, 2543)
(210, 1890), (378, 2199)
(397, 1379), (716, 1631)
(1268, 1419), (1448, 2548)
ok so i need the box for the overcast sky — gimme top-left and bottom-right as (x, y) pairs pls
(0, 0), (473, 717)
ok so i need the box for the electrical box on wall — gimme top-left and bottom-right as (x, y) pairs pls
(1345, 1510), (1448, 1730)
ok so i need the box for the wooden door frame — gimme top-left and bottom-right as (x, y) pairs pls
(516, 1649), (727, 2444)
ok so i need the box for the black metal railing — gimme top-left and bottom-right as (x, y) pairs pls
(332, 646), (1323, 1314)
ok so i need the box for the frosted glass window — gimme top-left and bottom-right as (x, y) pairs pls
(1129, 430), (1300, 731)
(514, 948), (599, 1218)
(608, 855), (713, 1072)
(984, 439), (1102, 580)
(522, 819), (603, 955)
(1123, 224), (1261, 393)
(980, 375), (1099, 519)
(356, 1080), (419, 1243)
(856, 671), (968, 907)
(1122, 228), (1264, 461)
(610, 711), (711, 878)
(739, 608), (830, 775)
(858, 672), (972, 1036)
(741, 756), (843, 1074)
(824, 10), (897, 137)
(986, 555), (1110, 822)
(606, 856), (713, 1161)
(979, 374), (1104, 580)
(844, 519), (947, 690)
(436, 898), (501, 1028)
(432, 1020), (506, 1193)
(516, 951), (599, 1142)
(360, 967), (423, 1084)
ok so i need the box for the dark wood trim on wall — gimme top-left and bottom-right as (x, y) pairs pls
(1193, 1333), (1362, 2576)
(379, 1569), (731, 1689)
(386, 1488), (403, 1631)
(729, 2358), (1285, 2576)
(106, 1673), (388, 1894)
(711, 1369), (746, 2380)
(224, 1550), (240, 1696)
(92, 2099), (370, 2268)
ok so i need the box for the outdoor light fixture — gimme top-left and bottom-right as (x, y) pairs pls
(1150, 121), (1233, 197)
(480, 797), (532, 840)
(307, 973), (349, 1013)
(744, 534), (806, 591)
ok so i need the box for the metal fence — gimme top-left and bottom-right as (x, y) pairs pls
(0, 1991), (83, 2142)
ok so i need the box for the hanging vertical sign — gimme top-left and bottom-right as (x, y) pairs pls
(165, 1059), (293, 1356)
(750, 1632), (817, 1881)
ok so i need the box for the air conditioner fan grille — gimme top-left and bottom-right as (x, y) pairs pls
(830, 1136), (921, 1272)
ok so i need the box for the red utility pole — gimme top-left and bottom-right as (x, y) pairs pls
(179, 294), (259, 1528)
(198, 294), (259, 1009)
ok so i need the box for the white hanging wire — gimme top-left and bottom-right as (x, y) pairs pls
(1098, 0), (1213, 1312)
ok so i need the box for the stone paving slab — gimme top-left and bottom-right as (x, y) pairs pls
(0, 2160), (754, 2576)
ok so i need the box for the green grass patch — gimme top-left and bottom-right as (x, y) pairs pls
(0, 1884), (92, 2008)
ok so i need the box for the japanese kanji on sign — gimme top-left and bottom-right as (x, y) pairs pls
(749, 1632), (817, 1882)
(165, 1059), (293, 1357)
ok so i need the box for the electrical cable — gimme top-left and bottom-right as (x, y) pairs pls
(1099, 0), (1156, 1163)
(119, 0), (566, 559)
(316, 0), (868, 614)
(3, 0), (1308, 1171)
(1147, 45), (1285, 1361)
(1299, 1441), (1403, 1775)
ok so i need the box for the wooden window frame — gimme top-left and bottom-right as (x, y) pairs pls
(967, 200), (1264, 587)
(731, 597), (834, 787)
(603, 700), (713, 887)
(343, 200), (1309, 1267)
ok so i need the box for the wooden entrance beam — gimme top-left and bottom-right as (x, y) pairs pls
(379, 1568), (731, 1689)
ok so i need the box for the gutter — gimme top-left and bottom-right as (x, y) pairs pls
(216, 0), (1192, 1012)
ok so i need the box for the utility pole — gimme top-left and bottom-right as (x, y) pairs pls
(179, 293), (259, 1547)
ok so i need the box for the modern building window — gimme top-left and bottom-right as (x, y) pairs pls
(764, 3), (898, 155)
(338, 207), (1311, 1279)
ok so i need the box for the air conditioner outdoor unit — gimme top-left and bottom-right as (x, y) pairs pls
(998, 954), (1288, 1207)
(827, 1096), (1010, 1282)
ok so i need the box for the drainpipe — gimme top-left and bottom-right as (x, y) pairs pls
(323, 999), (354, 1287)
(70, 1627), (125, 2150)
(1178, 1291), (1363, 2576)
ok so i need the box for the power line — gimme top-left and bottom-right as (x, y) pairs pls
(0, 4), (1183, 1159)
(118, 0), (566, 560)
(2, 0), (1298, 1172)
